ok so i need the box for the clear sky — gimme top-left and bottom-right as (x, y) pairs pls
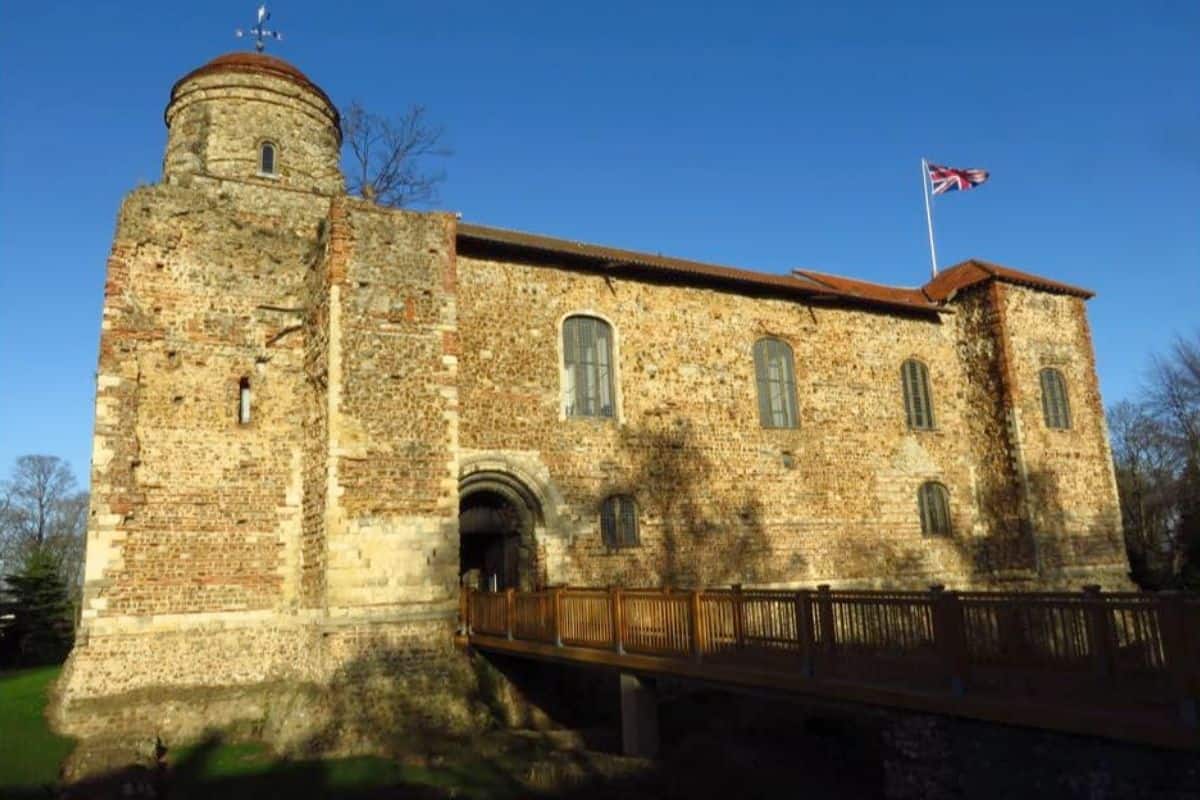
(1, 0), (1196, 482)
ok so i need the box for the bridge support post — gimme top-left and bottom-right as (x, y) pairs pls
(619, 672), (659, 758)
(1159, 591), (1199, 728)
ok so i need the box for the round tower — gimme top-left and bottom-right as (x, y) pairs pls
(163, 52), (342, 194)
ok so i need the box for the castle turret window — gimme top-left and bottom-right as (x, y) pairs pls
(901, 359), (935, 430)
(918, 481), (951, 536)
(753, 338), (797, 428)
(238, 377), (252, 424)
(563, 315), (615, 418)
(1039, 367), (1071, 429)
(601, 495), (640, 549)
(259, 141), (277, 176)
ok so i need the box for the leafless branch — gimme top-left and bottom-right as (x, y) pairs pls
(343, 101), (451, 208)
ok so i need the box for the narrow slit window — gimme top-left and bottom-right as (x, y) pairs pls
(753, 338), (798, 428)
(600, 495), (639, 549)
(901, 359), (935, 430)
(1039, 367), (1071, 429)
(238, 377), (251, 424)
(259, 142), (276, 175)
(563, 315), (616, 418)
(918, 481), (951, 536)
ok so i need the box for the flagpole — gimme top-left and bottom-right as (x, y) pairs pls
(921, 158), (939, 278)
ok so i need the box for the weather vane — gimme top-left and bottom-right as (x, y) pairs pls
(235, 5), (283, 53)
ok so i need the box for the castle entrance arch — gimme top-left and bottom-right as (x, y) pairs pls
(459, 470), (541, 591)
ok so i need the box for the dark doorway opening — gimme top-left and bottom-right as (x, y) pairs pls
(459, 489), (522, 590)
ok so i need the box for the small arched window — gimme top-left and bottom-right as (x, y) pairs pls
(563, 315), (615, 418)
(753, 338), (798, 429)
(901, 359), (935, 430)
(238, 377), (251, 425)
(601, 495), (639, 549)
(918, 481), (951, 536)
(1039, 367), (1071, 429)
(259, 141), (277, 176)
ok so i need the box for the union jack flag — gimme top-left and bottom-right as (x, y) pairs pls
(928, 163), (989, 195)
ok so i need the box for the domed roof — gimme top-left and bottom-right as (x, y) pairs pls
(169, 52), (339, 128)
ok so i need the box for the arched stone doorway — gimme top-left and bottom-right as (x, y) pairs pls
(459, 470), (541, 591)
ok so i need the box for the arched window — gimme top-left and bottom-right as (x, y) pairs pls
(259, 141), (277, 176)
(601, 495), (639, 549)
(917, 481), (951, 536)
(753, 338), (797, 428)
(901, 359), (935, 430)
(1039, 367), (1071, 429)
(562, 315), (615, 418)
(238, 377), (251, 424)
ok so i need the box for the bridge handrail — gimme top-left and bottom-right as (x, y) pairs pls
(463, 583), (1200, 730)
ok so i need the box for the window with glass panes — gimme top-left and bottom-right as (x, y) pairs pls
(563, 316), (615, 417)
(1039, 368), (1071, 429)
(918, 482), (951, 536)
(902, 359), (935, 430)
(600, 495), (639, 548)
(753, 338), (797, 428)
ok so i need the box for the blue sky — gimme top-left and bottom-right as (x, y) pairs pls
(1, 0), (1197, 482)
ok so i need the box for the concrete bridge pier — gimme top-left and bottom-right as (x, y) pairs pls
(619, 672), (659, 758)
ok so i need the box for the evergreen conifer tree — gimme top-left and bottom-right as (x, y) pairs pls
(0, 547), (74, 666)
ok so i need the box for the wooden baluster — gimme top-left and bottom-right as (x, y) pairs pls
(795, 589), (814, 678)
(929, 584), (967, 696)
(552, 587), (564, 646)
(689, 590), (704, 663)
(505, 588), (515, 641)
(1157, 591), (1198, 728)
(610, 586), (625, 655)
(732, 584), (745, 651)
(817, 584), (836, 673)
(1082, 585), (1113, 686)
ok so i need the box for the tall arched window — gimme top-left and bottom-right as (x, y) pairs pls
(562, 315), (615, 418)
(917, 481), (951, 536)
(1039, 367), (1071, 429)
(601, 495), (639, 549)
(259, 141), (277, 175)
(753, 338), (797, 428)
(901, 359), (935, 430)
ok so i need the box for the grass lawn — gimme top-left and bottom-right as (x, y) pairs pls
(0, 666), (76, 792)
(0, 667), (597, 799)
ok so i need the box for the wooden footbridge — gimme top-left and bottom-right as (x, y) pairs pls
(461, 584), (1200, 752)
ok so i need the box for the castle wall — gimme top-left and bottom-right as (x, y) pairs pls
(320, 200), (461, 619)
(454, 252), (1128, 590)
(164, 70), (342, 194)
(998, 284), (1127, 581)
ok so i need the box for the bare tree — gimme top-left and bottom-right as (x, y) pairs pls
(0, 456), (88, 594)
(1110, 330), (1200, 589)
(343, 101), (450, 208)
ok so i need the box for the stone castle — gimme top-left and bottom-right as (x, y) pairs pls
(55, 51), (1131, 741)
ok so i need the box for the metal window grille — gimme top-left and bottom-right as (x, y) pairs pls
(1040, 368), (1071, 429)
(563, 316), (615, 418)
(601, 495), (639, 549)
(918, 482), (951, 536)
(902, 359), (935, 430)
(753, 338), (797, 428)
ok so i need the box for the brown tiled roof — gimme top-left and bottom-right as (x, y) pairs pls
(923, 259), (1093, 300)
(456, 223), (1094, 313)
(168, 52), (340, 134)
(456, 224), (943, 314)
(792, 269), (933, 309)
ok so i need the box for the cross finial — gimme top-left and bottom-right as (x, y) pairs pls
(235, 4), (283, 53)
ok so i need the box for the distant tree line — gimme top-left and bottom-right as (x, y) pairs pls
(1109, 332), (1200, 590)
(0, 455), (86, 666)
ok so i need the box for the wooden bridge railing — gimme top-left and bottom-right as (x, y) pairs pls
(463, 583), (1200, 734)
